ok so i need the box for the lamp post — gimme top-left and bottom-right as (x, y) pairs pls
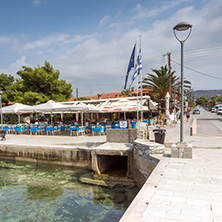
(0, 90), (2, 128)
(173, 22), (192, 143)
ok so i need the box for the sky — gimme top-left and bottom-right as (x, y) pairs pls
(0, 0), (222, 98)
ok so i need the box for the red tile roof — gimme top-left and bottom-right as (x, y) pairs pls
(69, 88), (153, 101)
(69, 92), (126, 101)
(130, 88), (152, 95)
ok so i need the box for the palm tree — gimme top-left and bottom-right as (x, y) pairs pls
(142, 65), (191, 100)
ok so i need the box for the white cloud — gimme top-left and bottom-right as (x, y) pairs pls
(1, 0), (222, 95)
(16, 33), (70, 51)
(73, 33), (98, 42)
(0, 56), (27, 76)
(52, 0), (222, 95)
(99, 15), (112, 28)
(133, 0), (189, 21)
(33, 0), (41, 6)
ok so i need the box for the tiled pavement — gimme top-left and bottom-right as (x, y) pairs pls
(121, 113), (222, 221)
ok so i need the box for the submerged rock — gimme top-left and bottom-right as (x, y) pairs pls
(115, 193), (127, 203)
(79, 173), (136, 188)
(18, 175), (27, 181)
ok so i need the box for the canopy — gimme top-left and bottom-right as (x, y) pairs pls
(18, 100), (70, 113)
(101, 98), (151, 112)
(70, 103), (100, 112)
(2, 103), (32, 114)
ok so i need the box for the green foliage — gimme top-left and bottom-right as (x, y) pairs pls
(0, 73), (15, 105)
(1, 61), (73, 105)
(194, 89), (222, 99)
(78, 97), (88, 101)
(0, 73), (14, 91)
(121, 87), (134, 96)
(142, 65), (191, 100)
(208, 95), (222, 108)
(196, 96), (208, 106)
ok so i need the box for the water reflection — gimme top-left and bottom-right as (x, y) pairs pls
(0, 160), (139, 222)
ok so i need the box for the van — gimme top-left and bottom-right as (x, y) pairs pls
(211, 107), (216, 113)
(217, 108), (222, 115)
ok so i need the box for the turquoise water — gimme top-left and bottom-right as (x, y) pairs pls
(0, 160), (139, 222)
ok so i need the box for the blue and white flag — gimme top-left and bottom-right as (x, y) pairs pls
(130, 48), (142, 86)
(124, 43), (136, 89)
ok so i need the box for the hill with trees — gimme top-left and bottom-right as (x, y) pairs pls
(194, 89), (222, 99)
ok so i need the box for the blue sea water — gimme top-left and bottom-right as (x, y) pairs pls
(0, 160), (138, 222)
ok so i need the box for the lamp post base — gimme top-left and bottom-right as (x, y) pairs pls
(171, 142), (192, 159)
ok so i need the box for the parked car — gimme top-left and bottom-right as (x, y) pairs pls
(211, 107), (216, 113)
(193, 108), (200, 114)
(217, 108), (222, 115)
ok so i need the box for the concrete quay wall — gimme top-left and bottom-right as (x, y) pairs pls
(133, 140), (161, 188)
(0, 144), (92, 168)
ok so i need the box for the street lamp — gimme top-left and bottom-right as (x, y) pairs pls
(173, 22), (192, 143)
(0, 90), (2, 128)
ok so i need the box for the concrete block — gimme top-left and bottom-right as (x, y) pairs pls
(171, 143), (192, 159)
(171, 146), (179, 158)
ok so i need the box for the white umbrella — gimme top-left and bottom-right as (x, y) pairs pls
(69, 103), (100, 112)
(2, 103), (32, 123)
(18, 100), (71, 124)
(18, 100), (69, 113)
(67, 103), (100, 126)
(2, 103), (32, 114)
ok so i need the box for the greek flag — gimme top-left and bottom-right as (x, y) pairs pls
(130, 48), (142, 86)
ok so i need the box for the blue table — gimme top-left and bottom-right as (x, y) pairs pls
(29, 126), (38, 135)
(92, 127), (105, 136)
(70, 126), (86, 136)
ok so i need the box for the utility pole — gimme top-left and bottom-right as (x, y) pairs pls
(76, 88), (78, 101)
(167, 52), (172, 98)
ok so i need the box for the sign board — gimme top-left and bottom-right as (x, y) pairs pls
(119, 120), (128, 129)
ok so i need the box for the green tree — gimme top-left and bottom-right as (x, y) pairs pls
(10, 61), (73, 105)
(121, 87), (134, 96)
(142, 65), (191, 100)
(208, 95), (222, 109)
(196, 96), (208, 106)
(0, 73), (15, 105)
(0, 73), (14, 91)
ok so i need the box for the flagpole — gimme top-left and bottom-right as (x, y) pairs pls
(134, 42), (139, 122)
(139, 35), (143, 122)
(136, 77), (139, 121)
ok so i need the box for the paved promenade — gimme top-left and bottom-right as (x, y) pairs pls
(1, 133), (106, 148)
(121, 116), (222, 222)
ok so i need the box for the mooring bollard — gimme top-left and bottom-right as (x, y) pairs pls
(190, 127), (192, 136)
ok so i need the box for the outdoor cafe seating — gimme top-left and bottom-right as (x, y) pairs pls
(70, 126), (86, 136)
(91, 126), (105, 136)
(0, 117), (157, 137)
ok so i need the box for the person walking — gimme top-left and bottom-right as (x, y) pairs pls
(186, 109), (190, 122)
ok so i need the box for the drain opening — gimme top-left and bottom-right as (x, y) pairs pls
(97, 155), (128, 177)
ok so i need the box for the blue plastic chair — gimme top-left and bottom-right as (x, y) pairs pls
(3, 126), (11, 133)
(14, 126), (22, 134)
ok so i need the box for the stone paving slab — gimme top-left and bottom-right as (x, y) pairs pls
(121, 148), (222, 221)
